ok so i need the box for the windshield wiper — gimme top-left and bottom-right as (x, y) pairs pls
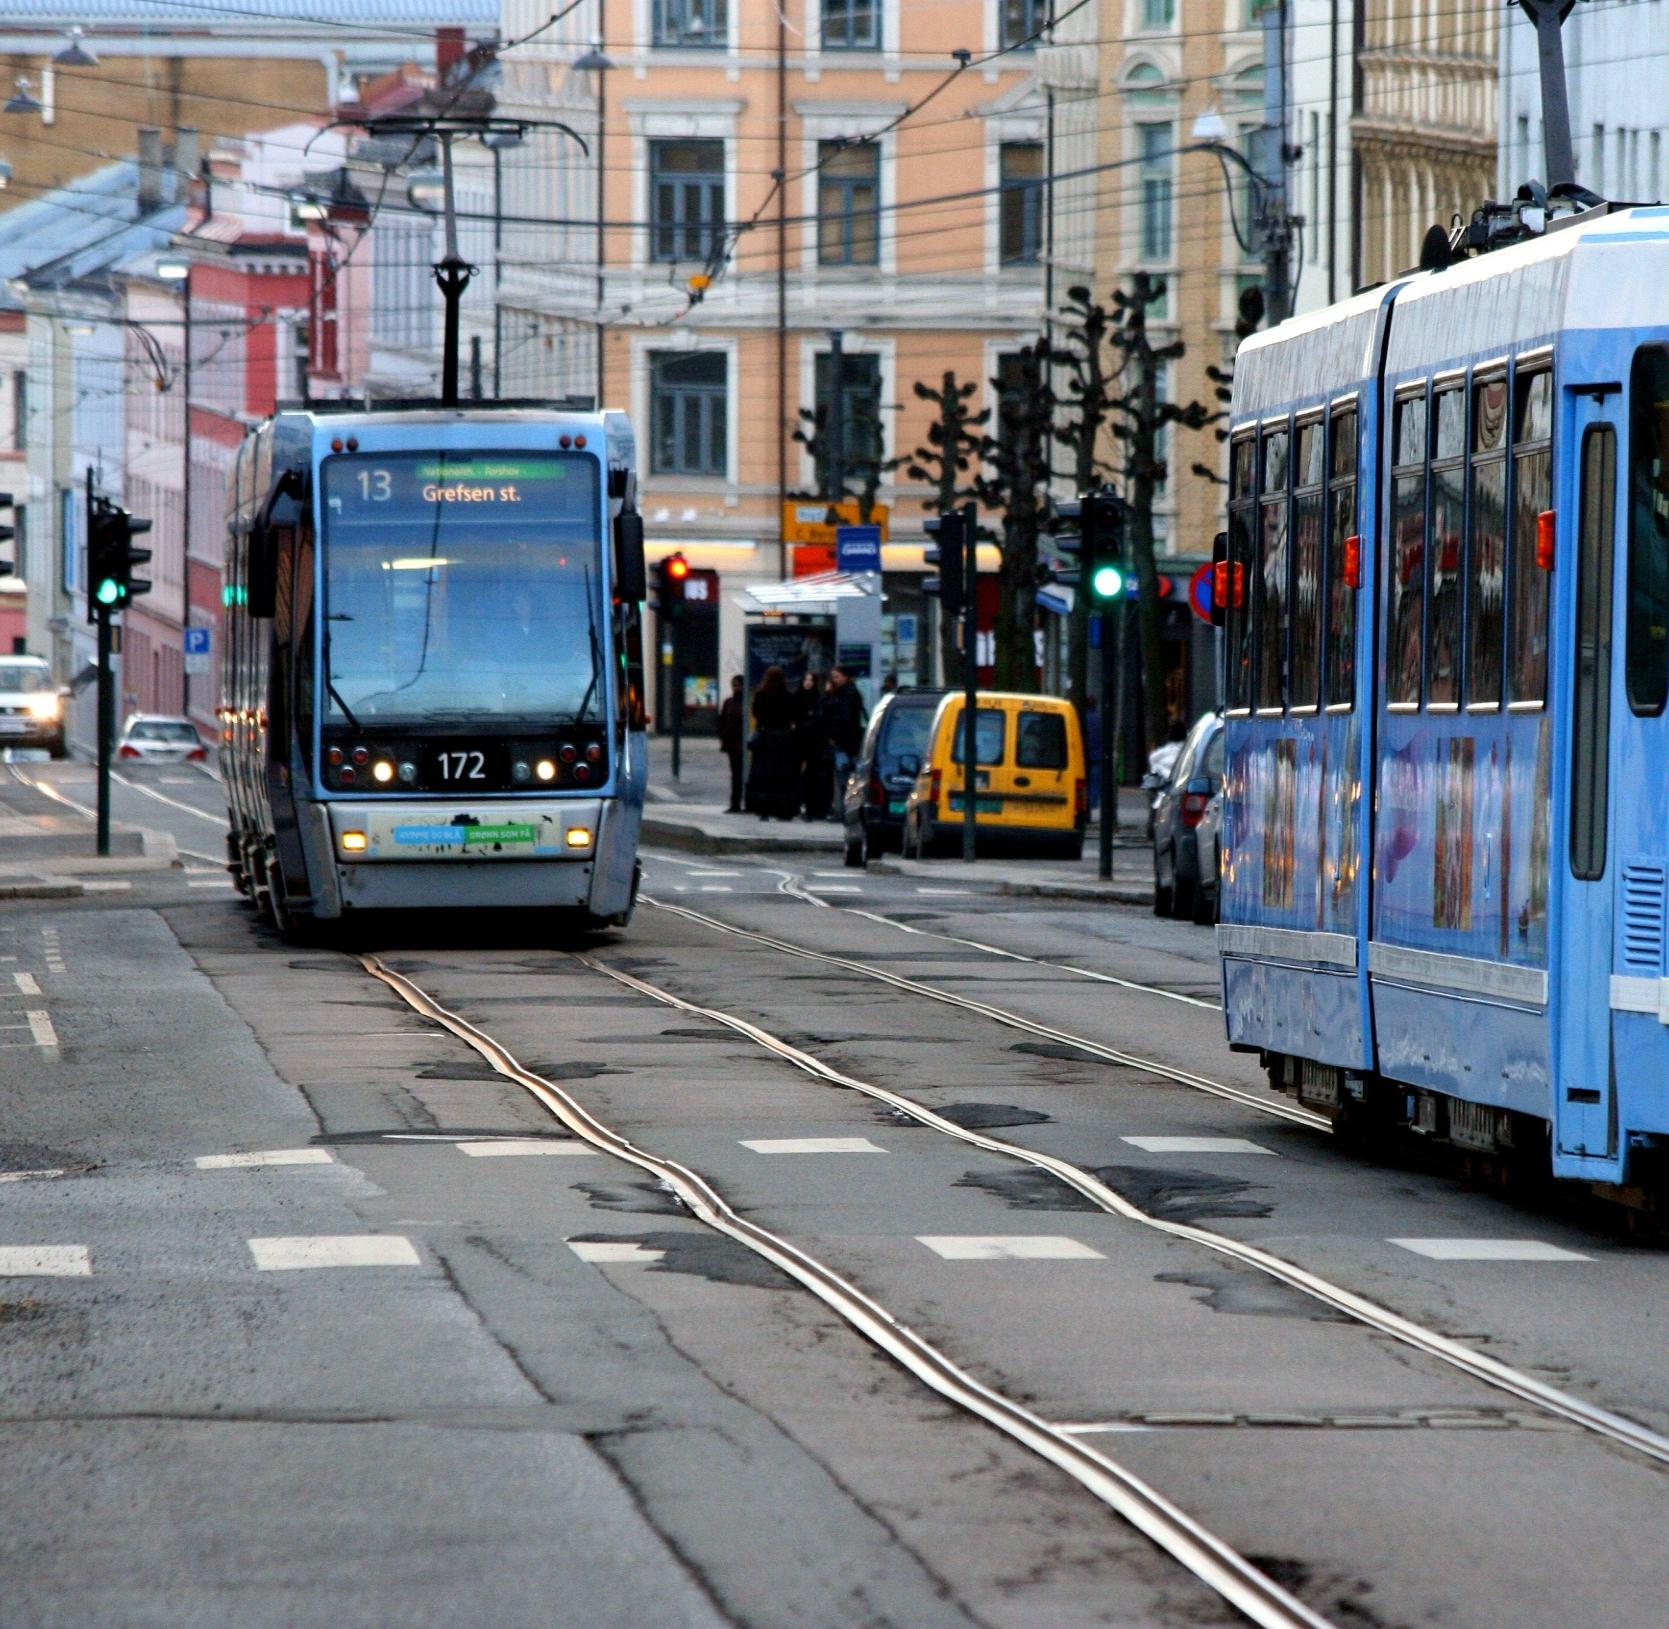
(573, 565), (603, 726)
(328, 681), (363, 733)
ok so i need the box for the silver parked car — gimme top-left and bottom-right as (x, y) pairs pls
(1191, 784), (1224, 926)
(117, 714), (207, 765)
(1143, 710), (1223, 920)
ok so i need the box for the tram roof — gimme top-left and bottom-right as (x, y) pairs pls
(1233, 204), (1669, 418)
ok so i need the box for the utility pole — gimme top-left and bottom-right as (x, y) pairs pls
(1517, 0), (1579, 187)
(1258, 0), (1294, 324)
(89, 470), (111, 858)
(826, 329), (846, 511)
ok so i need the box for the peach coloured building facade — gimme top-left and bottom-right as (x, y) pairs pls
(496, 0), (1046, 688)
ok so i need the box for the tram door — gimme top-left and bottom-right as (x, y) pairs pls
(1555, 397), (1619, 1161)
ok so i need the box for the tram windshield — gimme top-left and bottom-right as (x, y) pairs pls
(320, 452), (604, 731)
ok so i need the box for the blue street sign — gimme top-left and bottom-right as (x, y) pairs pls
(835, 524), (882, 573)
(183, 627), (211, 655)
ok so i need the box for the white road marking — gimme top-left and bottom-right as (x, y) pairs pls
(0, 1169), (65, 1183)
(25, 1011), (58, 1048)
(187, 879), (233, 889)
(1390, 1238), (1592, 1262)
(196, 1148), (334, 1170)
(698, 885), (733, 893)
(568, 1240), (665, 1264)
(455, 1139), (599, 1157)
(248, 1235), (421, 1270)
(915, 887), (973, 896)
(1056, 1422), (1158, 1435)
(686, 870), (741, 878)
(13, 972), (40, 995)
(805, 884), (861, 895)
(917, 1235), (1107, 1261)
(740, 1136), (885, 1154)
(0, 1245), (90, 1277)
(810, 872), (856, 879)
(1121, 1136), (1276, 1155)
(78, 880), (132, 892)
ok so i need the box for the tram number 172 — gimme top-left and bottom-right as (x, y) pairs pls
(437, 751), (487, 781)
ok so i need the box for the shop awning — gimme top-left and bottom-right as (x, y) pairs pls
(737, 570), (879, 617)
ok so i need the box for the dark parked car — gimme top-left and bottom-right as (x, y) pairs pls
(1145, 710), (1223, 919)
(841, 687), (946, 867)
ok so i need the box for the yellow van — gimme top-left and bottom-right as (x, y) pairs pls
(901, 692), (1087, 860)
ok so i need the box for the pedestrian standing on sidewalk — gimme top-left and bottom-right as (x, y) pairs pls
(821, 665), (867, 822)
(746, 665), (799, 820)
(717, 674), (745, 813)
(794, 671), (828, 820)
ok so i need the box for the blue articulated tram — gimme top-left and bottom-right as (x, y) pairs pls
(1219, 198), (1669, 1194)
(218, 401), (650, 937)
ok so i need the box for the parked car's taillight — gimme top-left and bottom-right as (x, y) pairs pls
(187, 747), (206, 761)
(1181, 790), (1210, 828)
(928, 767), (942, 808)
(1074, 776), (1087, 818)
(117, 744), (141, 760)
(866, 774), (884, 806)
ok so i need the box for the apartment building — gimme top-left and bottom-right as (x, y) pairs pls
(1352, 0), (1497, 287)
(494, 0), (1047, 690)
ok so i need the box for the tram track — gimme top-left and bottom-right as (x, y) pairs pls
(624, 896), (1669, 1470)
(356, 948), (1337, 1629)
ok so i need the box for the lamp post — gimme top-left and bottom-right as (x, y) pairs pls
(574, 45), (614, 410)
(1190, 110), (1295, 327)
(155, 253), (193, 718)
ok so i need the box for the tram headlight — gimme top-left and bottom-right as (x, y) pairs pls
(535, 759), (557, 783)
(340, 830), (367, 852)
(565, 828), (592, 848)
(371, 759), (395, 785)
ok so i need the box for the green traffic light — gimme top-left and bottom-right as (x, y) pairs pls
(95, 577), (121, 606)
(1090, 562), (1125, 601)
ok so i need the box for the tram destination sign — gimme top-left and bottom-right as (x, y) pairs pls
(325, 455), (578, 516)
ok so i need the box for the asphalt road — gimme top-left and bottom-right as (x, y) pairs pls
(2, 758), (1667, 1628)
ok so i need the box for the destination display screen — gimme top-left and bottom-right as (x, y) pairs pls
(321, 451), (605, 732)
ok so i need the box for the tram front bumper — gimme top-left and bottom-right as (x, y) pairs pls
(317, 797), (614, 914)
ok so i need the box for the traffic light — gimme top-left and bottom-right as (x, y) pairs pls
(0, 491), (14, 578)
(655, 551), (690, 619)
(1085, 487), (1128, 604)
(1046, 496), (1083, 587)
(922, 509), (967, 617)
(87, 495), (153, 621)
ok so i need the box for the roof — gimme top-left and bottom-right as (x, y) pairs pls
(0, 160), (185, 306)
(1, 0), (495, 26)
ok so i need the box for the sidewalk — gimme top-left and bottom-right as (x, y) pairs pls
(0, 764), (179, 898)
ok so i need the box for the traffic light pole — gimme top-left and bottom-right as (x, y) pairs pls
(960, 501), (978, 865)
(1098, 606), (1119, 882)
(670, 617), (683, 781)
(95, 607), (114, 858)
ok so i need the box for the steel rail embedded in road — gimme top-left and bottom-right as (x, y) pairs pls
(634, 898), (1669, 1470)
(356, 950), (1338, 1629)
(648, 893), (1324, 1129)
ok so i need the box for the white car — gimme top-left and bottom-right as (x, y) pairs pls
(0, 656), (68, 758)
(117, 714), (207, 765)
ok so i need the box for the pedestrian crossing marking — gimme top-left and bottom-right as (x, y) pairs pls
(456, 1139), (599, 1157)
(917, 1235), (1105, 1261)
(0, 1245), (90, 1277)
(248, 1235), (421, 1270)
(1121, 1136), (1275, 1155)
(196, 1148), (335, 1169)
(568, 1240), (664, 1264)
(740, 1137), (885, 1154)
(1389, 1238), (1591, 1262)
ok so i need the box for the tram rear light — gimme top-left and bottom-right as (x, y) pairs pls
(339, 766), (356, 785)
(371, 760), (394, 784)
(574, 434), (586, 449)
(1181, 790), (1210, 828)
(535, 759), (556, 782)
(351, 745), (369, 766)
(1343, 534), (1362, 590)
(584, 743), (602, 764)
(326, 746), (343, 766)
(565, 828), (591, 847)
(330, 438), (343, 452)
(558, 743), (578, 764)
(1536, 509), (1556, 571)
(340, 831), (367, 852)
(573, 763), (592, 783)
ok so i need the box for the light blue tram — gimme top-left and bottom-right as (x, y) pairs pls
(1219, 201), (1669, 1191)
(218, 402), (649, 938)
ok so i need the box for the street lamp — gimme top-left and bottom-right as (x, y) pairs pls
(53, 29), (98, 67)
(4, 78), (42, 116)
(1189, 107), (1294, 326)
(573, 45), (613, 409)
(152, 253), (194, 716)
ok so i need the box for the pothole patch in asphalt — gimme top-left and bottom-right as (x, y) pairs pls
(1155, 1268), (1350, 1323)
(577, 1180), (687, 1218)
(935, 1102), (1053, 1130)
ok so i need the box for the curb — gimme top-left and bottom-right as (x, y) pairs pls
(867, 858), (1151, 907)
(0, 878), (84, 900)
(641, 815), (845, 858)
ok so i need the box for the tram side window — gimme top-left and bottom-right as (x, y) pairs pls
(1257, 427), (1290, 711)
(1227, 435), (1256, 712)
(1290, 419), (1324, 709)
(1427, 385), (1465, 706)
(1466, 375), (1508, 709)
(1324, 405), (1357, 708)
(1508, 366), (1553, 704)
(1388, 391), (1428, 706)
(1626, 345), (1669, 716)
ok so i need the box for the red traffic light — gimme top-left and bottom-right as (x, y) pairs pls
(666, 553), (690, 581)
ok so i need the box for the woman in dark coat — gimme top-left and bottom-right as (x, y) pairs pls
(794, 671), (830, 820)
(746, 665), (800, 819)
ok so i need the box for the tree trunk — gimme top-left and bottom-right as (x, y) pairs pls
(1126, 317), (1169, 760)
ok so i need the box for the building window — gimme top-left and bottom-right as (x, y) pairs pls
(998, 0), (1047, 48)
(1140, 0), (1173, 26)
(652, 0), (726, 47)
(998, 141), (1043, 265)
(651, 139), (725, 263)
(1137, 122), (1173, 261)
(8, 371), (24, 451)
(822, 0), (879, 49)
(812, 350), (882, 494)
(650, 351), (727, 477)
(817, 140), (880, 266)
